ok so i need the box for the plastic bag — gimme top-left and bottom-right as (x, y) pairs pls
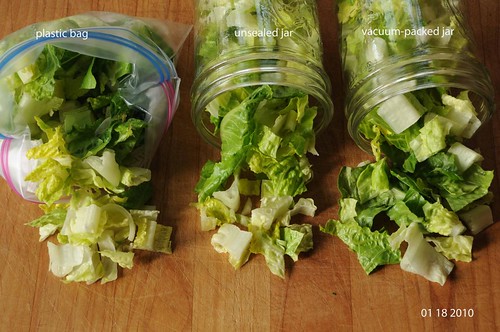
(0, 136), (41, 201)
(0, 12), (191, 201)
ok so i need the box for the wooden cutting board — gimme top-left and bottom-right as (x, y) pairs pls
(1, 0), (499, 331)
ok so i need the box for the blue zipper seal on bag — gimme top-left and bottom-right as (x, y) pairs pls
(0, 27), (178, 140)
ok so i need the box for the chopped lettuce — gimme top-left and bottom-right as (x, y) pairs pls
(193, 0), (330, 277)
(25, 117), (153, 205)
(211, 223), (252, 269)
(250, 226), (286, 278)
(424, 163), (493, 213)
(195, 86), (273, 202)
(400, 223), (454, 286)
(250, 196), (293, 230)
(213, 175), (241, 211)
(194, 197), (236, 231)
(426, 235), (473, 263)
(409, 115), (452, 162)
(60, 203), (106, 245)
(99, 250), (134, 269)
(448, 142), (484, 173)
(27, 207), (67, 241)
(132, 209), (172, 254)
(282, 223), (313, 262)
(33, 191), (172, 284)
(194, 85), (319, 277)
(47, 242), (105, 284)
(459, 205), (494, 235)
(84, 150), (122, 188)
(323, 110), (493, 284)
(376, 94), (424, 134)
(1, 19), (180, 285)
(441, 92), (481, 138)
(421, 202), (466, 236)
(23, 116), (169, 284)
(321, 219), (400, 274)
(195, 0), (324, 79)
(248, 221), (313, 278)
(290, 198), (317, 218)
(332, 0), (494, 285)
(338, 0), (472, 87)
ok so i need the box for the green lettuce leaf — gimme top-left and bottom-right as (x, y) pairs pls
(321, 219), (401, 274)
(194, 197), (236, 231)
(99, 250), (134, 269)
(7, 26), (173, 285)
(282, 223), (313, 262)
(60, 203), (106, 246)
(27, 207), (67, 241)
(195, 85), (273, 202)
(31, 190), (170, 284)
(426, 235), (473, 262)
(422, 201), (466, 236)
(25, 118), (72, 205)
(250, 226), (286, 278)
(132, 210), (172, 254)
(425, 164), (494, 212)
(409, 116), (451, 162)
(335, 4), (494, 284)
(250, 196), (293, 230)
(47, 242), (104, 284)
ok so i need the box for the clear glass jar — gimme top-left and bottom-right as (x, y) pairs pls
(339, 0), (495, 151)
(191, 0), (333, 146)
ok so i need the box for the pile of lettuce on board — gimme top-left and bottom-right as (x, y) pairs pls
(322, 88), (494, 285)
(0, 12), (189, 284)
(323, 0), (495, 285)
(194, 85), (318, 278)
(5, 44), (173, 284)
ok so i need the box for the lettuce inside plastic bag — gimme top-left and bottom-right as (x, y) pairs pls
(0, 12), (191, 284)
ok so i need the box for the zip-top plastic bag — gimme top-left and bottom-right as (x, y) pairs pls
(0, 12), (191, 285)
(0, 12), (191, 202)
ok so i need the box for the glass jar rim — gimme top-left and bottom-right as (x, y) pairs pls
(345, 49), (495, 152)
(191, 49), (334, 147)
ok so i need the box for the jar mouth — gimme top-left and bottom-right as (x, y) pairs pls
(346, 49), (495, 152)
(191, 49), (333, 147)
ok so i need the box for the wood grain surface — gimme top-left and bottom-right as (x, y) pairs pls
(0, 1), (499, 331)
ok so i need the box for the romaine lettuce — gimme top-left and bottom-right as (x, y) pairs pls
(323, 105), (491, 284)
(321, 219), (400, 274)
(1, 18), (180, 284)
(194, 85), (318, 277)
(426, 235), (473, 263)
(400, 223), (454, 286)
(211, 223), (252, 269)
(338, 0), (472, 87)
(331, 0), (493, 285)
(32, 191), (172, 284)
